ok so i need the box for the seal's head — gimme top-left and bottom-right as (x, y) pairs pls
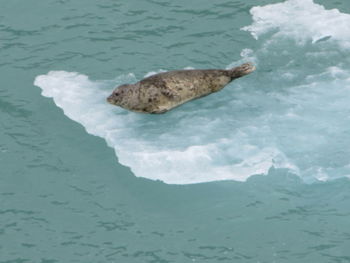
(230, 62), (256, 78)
(107, 84), (133, 106)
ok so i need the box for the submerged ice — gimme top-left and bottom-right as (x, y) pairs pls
(35, 0), (350, 184)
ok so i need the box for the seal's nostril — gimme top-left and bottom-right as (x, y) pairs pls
(107, 95), (113, 103)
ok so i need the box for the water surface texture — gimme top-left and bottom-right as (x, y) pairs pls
(2, 0), (350, 262)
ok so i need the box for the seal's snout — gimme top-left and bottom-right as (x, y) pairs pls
(107, 89), (123, 105)
(107, 93), (118, 104)
(107, 94), (113, 104)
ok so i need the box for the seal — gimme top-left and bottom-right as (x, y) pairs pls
(107, 62), (255, 114)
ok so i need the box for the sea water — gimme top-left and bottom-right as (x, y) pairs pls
(1, 0), (350, 262)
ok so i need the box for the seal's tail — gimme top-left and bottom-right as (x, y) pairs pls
(229, 62), (256, 79)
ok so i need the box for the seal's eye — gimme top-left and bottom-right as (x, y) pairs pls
(114, 92), (119, 96)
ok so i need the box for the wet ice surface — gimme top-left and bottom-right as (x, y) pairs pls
(35, 0), (350, 184)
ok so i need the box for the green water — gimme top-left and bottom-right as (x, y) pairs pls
(1, 0), (350, 262)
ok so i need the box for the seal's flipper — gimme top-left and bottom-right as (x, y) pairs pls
(151, 108), (168, 114)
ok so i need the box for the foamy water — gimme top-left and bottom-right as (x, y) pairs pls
(34, 0), (350, 184)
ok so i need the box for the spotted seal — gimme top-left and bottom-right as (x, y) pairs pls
(107, 62), (255, 114)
